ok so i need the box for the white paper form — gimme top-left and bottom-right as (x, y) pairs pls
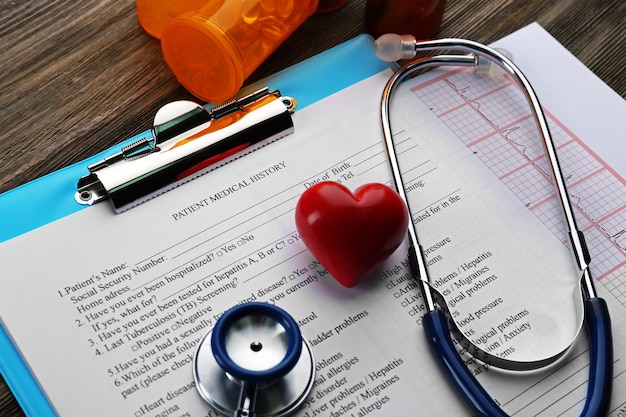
(0, 23), (625, 417)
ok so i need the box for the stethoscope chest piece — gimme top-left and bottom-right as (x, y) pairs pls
(194, 302), (315, 417)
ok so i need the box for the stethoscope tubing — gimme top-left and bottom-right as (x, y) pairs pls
(423, 309), (508, 417)
(422, 298), (612, 417)
(379, 38), (613, 417)
(582, 297), (613, 416)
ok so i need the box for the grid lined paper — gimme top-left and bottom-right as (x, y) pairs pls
(411, 68), (626, 305)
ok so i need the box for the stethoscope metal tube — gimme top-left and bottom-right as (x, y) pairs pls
(380, 54), (476, 315)
(377, 35), (613, 416)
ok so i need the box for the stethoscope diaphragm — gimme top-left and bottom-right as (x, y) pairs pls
(194, 302), (315, 416)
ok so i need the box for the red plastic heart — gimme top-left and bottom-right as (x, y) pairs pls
(295, 181), (409, 288)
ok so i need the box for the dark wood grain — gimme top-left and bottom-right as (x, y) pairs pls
(1, 0), (624, 415)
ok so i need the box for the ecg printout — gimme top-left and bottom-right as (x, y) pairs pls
(409, 67), (626, 306)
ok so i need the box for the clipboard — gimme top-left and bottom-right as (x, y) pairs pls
(0, 34), (391, 417)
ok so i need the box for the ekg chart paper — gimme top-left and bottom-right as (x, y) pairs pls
(411, 64), (626, 299)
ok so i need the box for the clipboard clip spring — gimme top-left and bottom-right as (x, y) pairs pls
(75, 87), (296, 213)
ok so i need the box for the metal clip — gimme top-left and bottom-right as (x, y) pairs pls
(76, 88), (296, 213)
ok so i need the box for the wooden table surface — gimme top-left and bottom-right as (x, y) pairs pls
(1, 0), (624, 415)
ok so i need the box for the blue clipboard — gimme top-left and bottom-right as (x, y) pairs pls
(0, 34), (391, 416)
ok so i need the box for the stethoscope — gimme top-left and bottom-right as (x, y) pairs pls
(194, 302), (315, 417)
(375, 34), (613, 416)
(191, 36), (614, 417)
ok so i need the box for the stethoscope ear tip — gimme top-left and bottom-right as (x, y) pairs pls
(374, 33), (417, 62)
(475, 47), (515, 76)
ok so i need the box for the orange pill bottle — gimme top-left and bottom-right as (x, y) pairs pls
(137, 0), (319, 103)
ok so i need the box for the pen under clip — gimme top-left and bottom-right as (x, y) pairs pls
(75, 87), (296, 213)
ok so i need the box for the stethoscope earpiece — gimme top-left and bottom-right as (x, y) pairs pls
(194, 302), (315, 417)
